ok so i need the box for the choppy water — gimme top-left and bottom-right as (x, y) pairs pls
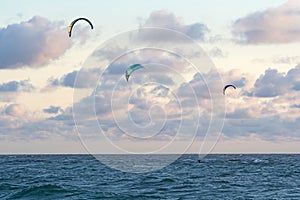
(0, 154), (300, 199)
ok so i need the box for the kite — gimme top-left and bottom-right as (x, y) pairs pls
(68, 18), (93, 37)
(223, 84), (236, 95)
(125, 64), (145, 82)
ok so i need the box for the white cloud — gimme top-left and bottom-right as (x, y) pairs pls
(273, 56), (300, 64)
(0, 16), (71, 69)
(208, 47), (227, 58)
(0, 79), (34, 92)
(139, 10), (209, 41)
(49, 69), (100, 89)
(223, 116), (300, 140)
(0, 105), (75, 141)
(232, 0), (300, 44)
(248, 64), (300, 97)
(5, 103), (26, 117)
(1, 65), (299, 144)
(43, 106), (63, 114)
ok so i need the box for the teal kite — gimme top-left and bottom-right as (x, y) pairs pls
(125, 64), (144, 82)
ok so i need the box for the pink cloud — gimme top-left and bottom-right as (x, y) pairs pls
(0, 16), (71, 69)
(232, 0), (300, 44)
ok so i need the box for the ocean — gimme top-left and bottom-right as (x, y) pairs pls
(0, 154), (299, 199)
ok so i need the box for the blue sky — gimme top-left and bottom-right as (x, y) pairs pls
(0, 0), (300, 154)
(1, 0), (286, 32)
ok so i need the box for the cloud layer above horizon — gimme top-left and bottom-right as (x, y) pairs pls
(0, 3), (299, 150)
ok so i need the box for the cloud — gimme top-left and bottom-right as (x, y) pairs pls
(177, 73), (210, 99)
(5, 104), (26, 117)
(232, 0), (300, 44)
(2, 119), (75, 141)
(62, 48), (190, 91)
(2, 66), (300, 143)
(291, 104), (300, 108)
(249, 65), (300, 97)
(49, 69), (99, 88)
(253, 56), (300, 65)
(177, 71), (225, 100)
(273, 56), (300, 64)
(139, 10), (209, 41)
(57, 71), (78, 88)
(226, 108), (256, 119)
(232, 77), (246, 88)
(48, 107), (74, 124)
(221, 69), (253, 94)
(0, 105), (76, 141)
(0, 79), (34, 92)
(286, 64), (300, 90)
(0, 79), (35, 103)
(70, 69), (212, 141)
(252, 69), (288, 97)
(149, 75), (175, 86)
(0, 16), (71, 69)
(220, 65), (300, 140)
(293, 82), (300, 90)
(208, 47), (227, 58)
(43, 106), (63, 114)
(223, 116), (300, 140)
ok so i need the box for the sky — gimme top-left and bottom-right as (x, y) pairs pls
(0, 0), (300, 154)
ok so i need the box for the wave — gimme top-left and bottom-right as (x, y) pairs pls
(7, 184), (74, 199)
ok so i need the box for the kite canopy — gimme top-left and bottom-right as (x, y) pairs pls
(125, 64), (145, 82)
(68, 17), (93, 37)
(223, 84), (236, 95)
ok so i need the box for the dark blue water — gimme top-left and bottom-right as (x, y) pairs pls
(1, 154), (300, 199)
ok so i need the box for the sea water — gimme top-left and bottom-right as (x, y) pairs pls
(0, 154), (299, 199)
